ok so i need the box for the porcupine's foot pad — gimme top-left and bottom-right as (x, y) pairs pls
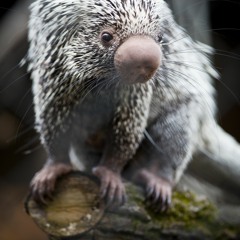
(92, 166), (127, 206)
(30, 163), (73, 204)
(137, 169), (172, 212)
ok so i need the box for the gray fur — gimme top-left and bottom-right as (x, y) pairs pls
(27, 0), (239, 190)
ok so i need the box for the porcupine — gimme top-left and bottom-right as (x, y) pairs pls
(27, 0), (232, 210)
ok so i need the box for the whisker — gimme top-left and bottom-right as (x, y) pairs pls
(22, 144), (42, 155)
(160, 66), (216, 117)
(7, 124), (35, 143)
(165, 47), (240, 61)
(163, 59), (240, 105)
(15, 102), (34, 140)
(163, 60), (213, 74)
(15, 88), (33, 114)
(0, 72), (29, 93)
(157, 67), (221, 155)
(0, 63), (23, 81)
(15, 136), (40, 154)
(144, 129), (163, 154)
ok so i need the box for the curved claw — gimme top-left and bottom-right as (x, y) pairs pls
(137, 169), (172, 212)
(92, 166), (126, 207)
(155, 184), (172, 212)
(147, 179), (172, 212)
(30, 163), (72, 204)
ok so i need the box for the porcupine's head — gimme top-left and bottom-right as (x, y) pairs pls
(68, 0), (167, 85)
(28, 0), (172, 87)
(68, 0), (170, 86)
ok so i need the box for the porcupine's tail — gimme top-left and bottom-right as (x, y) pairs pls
(188, 120), (240, 202)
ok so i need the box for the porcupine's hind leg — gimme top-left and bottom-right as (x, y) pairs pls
(127, 111), (194, 212)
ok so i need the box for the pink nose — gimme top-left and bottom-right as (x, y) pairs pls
(114, 36), (161, 84)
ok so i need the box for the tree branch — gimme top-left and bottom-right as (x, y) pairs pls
(25, 171), (240, 240)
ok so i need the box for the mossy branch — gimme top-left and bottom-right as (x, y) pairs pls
(25, 172), (240, 240)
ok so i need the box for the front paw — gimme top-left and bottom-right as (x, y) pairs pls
(92, 166), (127, 206)
(30, 163), (72, 204)
(137, 169), (172, 212)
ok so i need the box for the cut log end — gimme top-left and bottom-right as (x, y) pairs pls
(25, 172), (105, 238)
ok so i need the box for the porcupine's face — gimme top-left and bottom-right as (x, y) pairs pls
(65, 0), (168, 85)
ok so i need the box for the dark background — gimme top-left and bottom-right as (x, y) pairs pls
(0, 1), (239, 239)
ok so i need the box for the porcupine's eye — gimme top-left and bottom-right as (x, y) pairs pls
(157, 34), (164, 43)
(101, 32), (114, 45)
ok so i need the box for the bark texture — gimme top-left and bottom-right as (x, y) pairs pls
(25, 171), (240, 240)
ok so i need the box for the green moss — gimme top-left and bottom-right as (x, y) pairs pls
(144, 190), (240, 239)
(126, 183), (146, 208)
(146, 191), (212, 233)
(150, 191), (215, 223)
(126, 185), (240, 239)
(171, 191), (216, 222)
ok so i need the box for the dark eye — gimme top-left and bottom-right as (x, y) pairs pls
(157, 34), (164, 43)
(101, 32), (113, 43)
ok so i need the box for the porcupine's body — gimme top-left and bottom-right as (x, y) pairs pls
(28, 0), (221, 208)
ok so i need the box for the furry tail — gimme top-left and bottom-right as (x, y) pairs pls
(190, 121), (240, 198)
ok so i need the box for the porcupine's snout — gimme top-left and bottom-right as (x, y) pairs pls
(114, 36), (161, 84)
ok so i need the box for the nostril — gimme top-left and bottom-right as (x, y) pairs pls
(137, 65), (158, 83)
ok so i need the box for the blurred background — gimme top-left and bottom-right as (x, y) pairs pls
(0, 0), (239, 239)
